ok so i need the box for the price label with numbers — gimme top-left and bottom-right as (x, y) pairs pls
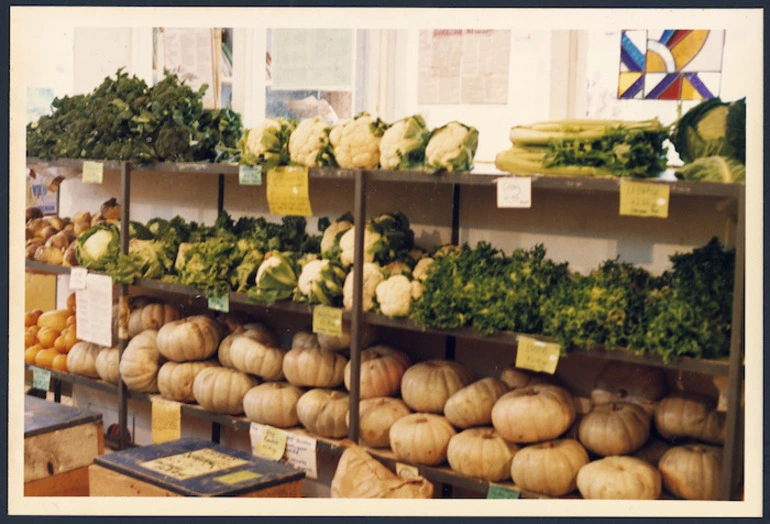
(207, 293), (230, 313)
(254, 426), (288, 461)
(68, 267), (88, 290)
(497, 176), (532, 208)
(266, 166), (313, 217)
(32, 368), (52, 391)
(238, 165), (263, 185)
(619, 180), (670, 218)
(515, 336), (561, 374)
(151, 398), (181, 444)
(82, 161), (104, 184)
(312, 305), (343, 337)
(487, 483), (521, 499)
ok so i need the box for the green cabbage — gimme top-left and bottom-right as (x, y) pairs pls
(671, 97), (746, 164)
(675, 155), (745, 183)
(75, 223), (121, 271)
(249, 251), (299, 305)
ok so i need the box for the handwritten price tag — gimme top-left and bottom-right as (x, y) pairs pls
(82, 161), (104, 184)
(207, 293), (230, 313)
(151, 398), (181, 444)
(254, 425), (288, 461)
(215, 470), (262, 485)
(266, 166), (313, 217)
(487, 483), (521, 499)
(238, 165), (263, 185)
(68, 267), (88, 290)
(497, 176), (532, 208)
(619, 181), (670, 218)
(312, 305), (343, 337)
(515, 336), (560, 375)
(32, 368), (52, 391)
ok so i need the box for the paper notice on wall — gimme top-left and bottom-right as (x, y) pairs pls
(161, 28), (215, 108)
(418, 29), (510, 105)
(250, 423), (318, 479)
(271, 29), (354, 90)
(75, 273), (113, 347)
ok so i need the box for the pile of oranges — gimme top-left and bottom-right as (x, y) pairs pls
(24, 293), (80, 372)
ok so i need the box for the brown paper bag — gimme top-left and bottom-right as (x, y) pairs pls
(331, 445), (433, 498)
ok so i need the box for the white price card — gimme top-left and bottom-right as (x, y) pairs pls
(496, 176), (532, 208)
(32, 368), (52, 390)
(68, 267), (88, 290)
(75, 273), (113, 347)
(82, 161), (104, 184)
(238, 165), (263, 185)
(249, 422), (318, 479)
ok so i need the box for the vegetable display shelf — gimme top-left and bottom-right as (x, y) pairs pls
(23, 157), (746, 500)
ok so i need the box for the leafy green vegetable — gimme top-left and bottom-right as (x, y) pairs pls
(75, 223), (121, 271)
(112, 238), (175, 284)
(248, 251), (300, 305)
(175, 236), (241, 298)
(366, 212), (415, 265)
(670, 97), (746, 164)
(674, 155), (745, 183)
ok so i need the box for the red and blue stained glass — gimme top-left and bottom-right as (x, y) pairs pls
(618, 30), (725, 100)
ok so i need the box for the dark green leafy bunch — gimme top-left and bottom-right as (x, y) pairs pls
(470, 244), (570, 336)
(541, 258), (654, 352)
(192, 107), (243, 163)
(367, 212), (416, 265)
(544, 124), (669, 178)
(642, 237), (735, 362)
(412, 242), (502, 330)
(671, 97), (746, 164)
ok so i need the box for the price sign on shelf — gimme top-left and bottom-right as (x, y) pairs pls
(238, 165), (263, 186)
(82, 161), (104, 184)
(207, 293), (229, 313)
(515, 336), (560, 375)
(312, 305), (343, 337)
(619, 180), (670, 218)
(68, 267), (88, 290)
(254, 425), (288, 462)
(151, 398), (181, 444)
(496, 176), (532, 208)
(487, 483), (521, 499)
(266, 166), (313, 217)
(32, 368), (52, 391)
(249, 423), (318, 479)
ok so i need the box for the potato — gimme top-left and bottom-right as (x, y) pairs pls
(100, 198), (121, 221)
(63, 242), (79, 267)
(39, 226), (58, 240)
(72, 211), (91, 224)
(45, 231), (71, 250)
(48, 216), (65, 231)
(74, 220), (91, 236)
(26, 206), (43, 222)
(33, 246), (64, 265)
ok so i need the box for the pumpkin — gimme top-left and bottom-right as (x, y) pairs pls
(296, 388), (350, 438)
(229, 336), (286, 381)
(127, 302), (181, 338)
(447, 427), (519, 482)
(243, 382), (304, 428)
(66, 341), (104, 378)
(157, 360), (220, 403)
(499, 365), (555, 390)
(119, 330), (164, 393)
(292, 331), (320, 350)
(633, 437), (672, 468)
(218, 324), (279, 369)
(95, 346), (120, 384)
(510, 439), (589, 497)
(578, 402), (651, 456)
(348, 397), (411, 448)
(156, 315), (223, 362)
(344, 345), (411, 400)
(491, 384), (576, 443)
(591, 361), (666, 416)
(400, 360), (475, 413)
(192, 367), (258, 415)
(654, 392), (725, 445)
(658, 444), (723, 500)
(576, 456), (662, 500)
(444, 378), (509, 429)
(389, 413), (456, 466)
(282, 346), (347, 388)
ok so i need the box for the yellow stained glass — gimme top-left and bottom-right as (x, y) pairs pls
(618, 72), (642, 96)
(672, 30), (709, 71)
(680, 76), (703, 100)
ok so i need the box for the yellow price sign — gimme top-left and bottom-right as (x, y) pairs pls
(214, 470), (262, 485)
(151, 398), (181, 444)
(82, 161), (104, 184)
(266, 166), (313, 217)
(515, 336), (560, 375)
(312, 305), (344, 337)
(619, 181), (670, 218)
(254, 425), (288, 461)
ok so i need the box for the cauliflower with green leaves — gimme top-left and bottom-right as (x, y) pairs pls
(329, 112), (388, 169)
(321, 212), (354, 261)
(412, 257), (434, 282)
(375, 274), (423, 318)
(288, 117), (337, 167)
(342, 262), (385, 312)
(338, 212), (415, 268)
(75, 223), (121, 271)
(296, 259), (347, 306)
(249, 251), (299, 305)
(379, 114), (431, 170)
(239, 118), (296, 169)
(424, 121), (479, 173)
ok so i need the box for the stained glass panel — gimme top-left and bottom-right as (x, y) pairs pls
(617, 30), (725, 100)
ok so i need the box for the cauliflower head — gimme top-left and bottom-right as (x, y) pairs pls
(379, 115), (430, 170)
(239, 117), (296, 168)
(288, 117), (336, 167)
(343, 262), (385, 312)
(296, 259), (347, 305)
(339, 226), (382, 267)
(375, 274), (415, 318)
(321, 215), (354, 260)
(412, 257), (434, 282)
(424, 121), (479, 173)
(329, 112), (388, 169)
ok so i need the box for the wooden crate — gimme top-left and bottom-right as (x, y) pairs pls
(89, 438), (304, 497)
(24, 395), (104, 496)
